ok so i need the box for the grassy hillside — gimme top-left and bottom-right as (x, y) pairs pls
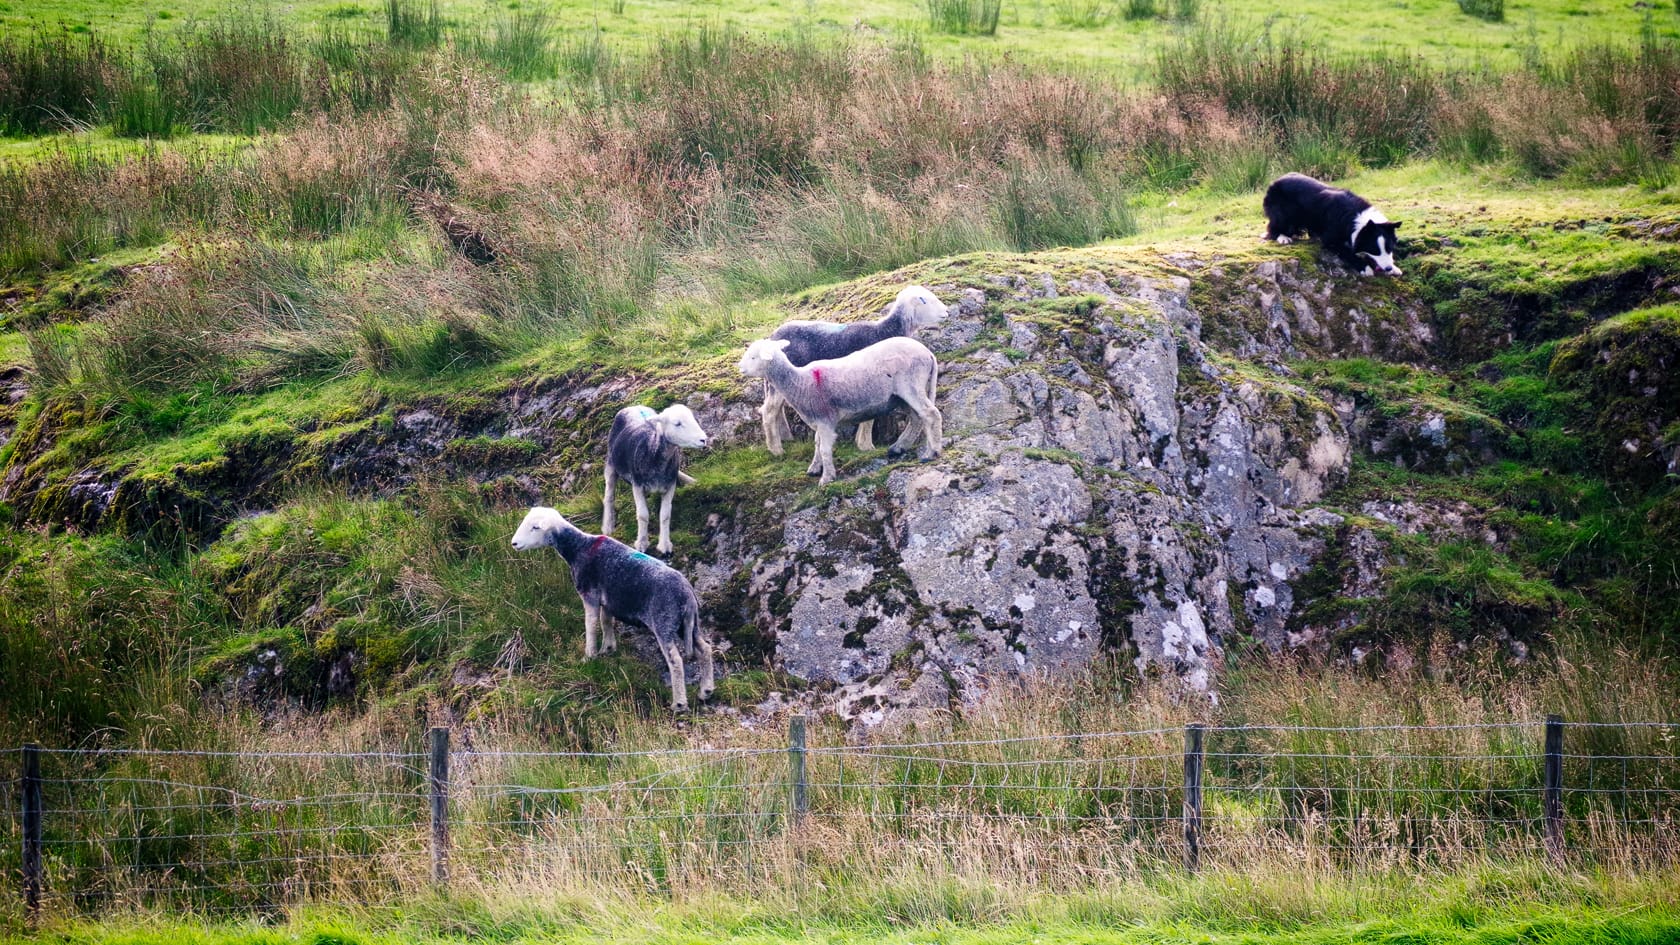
(3, 161), (1678, 746)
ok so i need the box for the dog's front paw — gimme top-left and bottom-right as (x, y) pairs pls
(1275, 235), (1293, 246)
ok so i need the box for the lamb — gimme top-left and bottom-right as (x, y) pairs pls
(511, 507), (715, 713)
(602, 404), (709, 555)
(738, 336), (942, 485)
(760, 285), (948, 457)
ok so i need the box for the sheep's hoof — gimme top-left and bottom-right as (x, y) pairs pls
(806, 468), (822, 477)
(886, 446), (906, 459)
(656, 542), (672, 555)
(699, 686), (715, 701)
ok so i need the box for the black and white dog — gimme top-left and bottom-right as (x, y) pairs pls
(1262, 173), (1402, 277)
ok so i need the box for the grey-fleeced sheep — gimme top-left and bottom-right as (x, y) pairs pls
(761, 285), (948, 456)
(603, 404), (709, 555)
(511, 507), (715, 712)
(738, 336), (942, 485)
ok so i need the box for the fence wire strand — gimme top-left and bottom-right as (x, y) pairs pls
(3, 720), (1676, 918)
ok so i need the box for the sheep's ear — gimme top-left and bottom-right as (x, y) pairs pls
(773, 338), (791, 351)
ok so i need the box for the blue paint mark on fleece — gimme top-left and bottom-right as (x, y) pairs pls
(818, 322), (846, 332)
(635, 406), (657, 419)
(629, 551), (656, 563)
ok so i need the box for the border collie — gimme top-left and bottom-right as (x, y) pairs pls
(1262, 173), (1402, 277)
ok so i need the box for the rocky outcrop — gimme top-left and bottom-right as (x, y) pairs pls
(687, 259), (1379, 722)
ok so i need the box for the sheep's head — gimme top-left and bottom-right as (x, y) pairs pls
(893, 284), (948, 331)
(655, 404), (710, 449)
(511, 506), (569, 550)
(737, 338), (790, 378)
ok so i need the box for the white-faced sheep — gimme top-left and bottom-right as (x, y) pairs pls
(511, 507), (715, 713)
(761, 285), (948, 456)
(603, 404), (709, 555)
(738, 336), (942, 485)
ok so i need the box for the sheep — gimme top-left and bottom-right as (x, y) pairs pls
(511, 506), (715, 713)
(738, 336), (942, 485)
(760, 285), (948, 457)
(602, 404), (709, 555)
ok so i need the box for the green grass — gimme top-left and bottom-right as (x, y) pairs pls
(7, 869), (1679, 944)
(3, 0), (1676, 77)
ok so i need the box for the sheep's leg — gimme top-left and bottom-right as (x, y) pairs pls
(855, 419), (875, 451)
(661, 640), (689, 713)
(600, 611), (617, 654)
(657, 488), (675, 555)
(632, 484), (651, 552)
(695, 624), (715, 702)
(760, 387), (787, 457)
(814, 426), (839, 485)
(918, 364), (944, 459)
(582, 601), (600, 659)
(919, 404), (944, 459)
(887, 413), (924, 458)
(601, 465), (617, 536)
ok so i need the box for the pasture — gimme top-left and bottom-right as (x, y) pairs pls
(2, 0), (1676, 74)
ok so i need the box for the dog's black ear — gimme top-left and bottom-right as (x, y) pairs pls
(1391, 222), (1403, 229)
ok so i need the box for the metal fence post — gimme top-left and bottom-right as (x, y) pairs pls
(788, 714), (809, 823)
(1544, 714), (1564, 864)
(1183, 723), (1205, 873)
(21, 744), (42, 924)
(429, 726), (450, 887)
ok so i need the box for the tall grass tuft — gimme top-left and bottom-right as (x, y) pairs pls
(461, 9), (560, 81)
(927, 0), (1003, 36)
(1458, 0), (1504, 22)
(385, 0), (444, 48)
(1053, 0), (1112, 28)
(1124, 0), (1158, 20)
(1155, 23), (1438, 167)
(993, 153), (1136, 250)
(107, 69), (183, 138)
(0, 30), (119, 134)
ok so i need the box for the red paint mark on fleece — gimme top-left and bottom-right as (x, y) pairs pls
(812, 367), (823, 388)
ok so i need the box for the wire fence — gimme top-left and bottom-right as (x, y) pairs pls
(3, 718), (1677, 919)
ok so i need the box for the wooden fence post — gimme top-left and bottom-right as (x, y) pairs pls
(429, 726), (450, 887)
(1544, 714), (1564, 864)
(21, 744), (42, 924)
(1183, 723), (1205, 873)
(788, 714), (809, 823)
